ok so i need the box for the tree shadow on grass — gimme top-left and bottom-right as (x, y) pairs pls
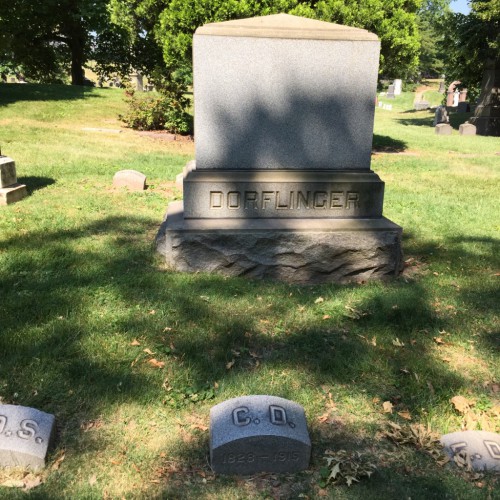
(0, 216), (497, 497)
(372, 134), (408, 153)
(0, 83), (104, 107)
(18, 176), (56, 194)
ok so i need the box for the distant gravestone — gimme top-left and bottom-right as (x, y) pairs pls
(433, 105), (449, 126)
(459, 122), (477, 135)
(0, 405), (55, 470)
(0, 156), (28, 206)
(112, 170), (146, 191)
(438, 81), (445, 93)
(435, 123), (453, 135)
(210, 395), (311, 475)
(386, 84), (395, 99)
(414, 101), (430, 111)
(457, 101), (470, 113)
(393, 79), (402, 95)
(441, 431), (500, 472)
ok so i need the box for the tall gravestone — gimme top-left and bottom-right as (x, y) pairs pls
(156, 14), (403, 284)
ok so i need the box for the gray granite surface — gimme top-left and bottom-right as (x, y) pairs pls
(441, 431), (500, 472)
(0, 156), (17, 188)
(194, 20), (380, 171)
(210, 395), (311, 474)
(0, 405), (55, 470)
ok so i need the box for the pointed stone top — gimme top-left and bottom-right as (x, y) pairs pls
(195, 13), (378, 41)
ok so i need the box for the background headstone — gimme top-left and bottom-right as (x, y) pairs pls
(386, 84), (395, 99)
(0, 405), (55, 470)
(459, 122), (477, 135)
(414, 101), (430, 111)
(441, 431), (500, 472)
(393, 79), (402, 95)
(0, 156), (27, 206)
(433, 105), (449, 126)
(438, 81), (445, 93)
(435, 123), (453, 135)
(210, 395), (311, 475)
(112, 170), (146, 191)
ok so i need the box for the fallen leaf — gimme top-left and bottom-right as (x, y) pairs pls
(371, 337), (377, 346)
(89, 474), (97, 486)
(24, 476), (42, 490)
(451, 395), (474, 414)
(398, 410), (412, 420)
(392, 338), (405, 347)
(226, 359), (235, 370)
(322, 314), (331, 320)
(372, 397), (380, 404)
(1, 479), (25, 488)
(143, 348), (154, 355)
(51, 451), (66, 470)
(148, 358), (165, 368)
(163, 327), (173, 332)
(315, 297), (325, 304)
(130, 339), (141, 346)
(149, 310), (156, 315)
(433, 337), (446, 345)
(383, 401), (393, 413)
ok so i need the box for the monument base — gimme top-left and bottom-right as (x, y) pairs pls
(156, 202), (403, 284)
(0, 183), (28, 206)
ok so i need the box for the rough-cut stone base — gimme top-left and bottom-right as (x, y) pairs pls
(0, 183), (28, 206)
(156, 202), (403, 284)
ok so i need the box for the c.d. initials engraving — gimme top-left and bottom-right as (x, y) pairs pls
(484, 441), (500, 459)
(232, 407), (251, 426)
(269, 405), (287, 425)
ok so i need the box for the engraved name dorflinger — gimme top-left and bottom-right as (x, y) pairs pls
(210, 190), (360, 211)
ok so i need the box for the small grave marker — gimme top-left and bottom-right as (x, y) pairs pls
(441, 431), (500, 472)
(113, 169), (146, 191)
(414, 101), (430, 111)
(0, 405), (55, 470)
(0, 156), (27, 206)
(459, 122), (477, 136)
(210, 395), (311, 475)
(435, 123), (453, 135)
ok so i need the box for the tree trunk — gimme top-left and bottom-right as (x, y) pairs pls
(70, 36), (85, 85)
(470, 58), (500, 136)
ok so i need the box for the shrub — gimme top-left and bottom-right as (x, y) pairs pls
(120, 87), (193, 134)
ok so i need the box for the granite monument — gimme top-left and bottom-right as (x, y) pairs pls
(156, 14), (403, 284)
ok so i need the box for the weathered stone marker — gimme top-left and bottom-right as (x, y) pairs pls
(112, 169), (146, 191)
(210, 395), (311, 475)
(441, 431), (500, 472)
(157, 14), (403, 284)
(0, 156), (28, 206)
(435, 123), (453, 135)
(0, 405), (55, 470)
(459, 122), (477, 136)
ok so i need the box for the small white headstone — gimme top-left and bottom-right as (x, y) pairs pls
(0, 405), (55, 470)
(441, 431), (500, 472)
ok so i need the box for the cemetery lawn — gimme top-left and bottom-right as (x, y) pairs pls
(0, 83), (499, 498)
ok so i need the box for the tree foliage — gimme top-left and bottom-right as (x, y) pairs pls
(417, 0), (450, 77)
(0, 0), (116, 85)
(440, 0), (500, 99)
(110, 0), (422, 86)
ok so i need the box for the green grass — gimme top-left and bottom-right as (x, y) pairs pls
(0, 83), (499, 498)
